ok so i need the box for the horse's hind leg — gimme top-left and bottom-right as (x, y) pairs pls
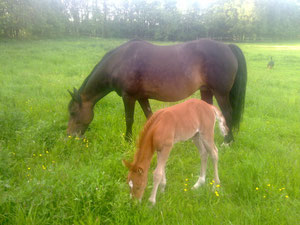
(214, 94), (234, 143)
(138, 98), (153, 119)
(200, 89), (213, 105)
(122, 94), (136, 141)
(192, 133), (208, 189)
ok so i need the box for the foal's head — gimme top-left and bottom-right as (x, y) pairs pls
(67, 88), (94, 136)
(123, 160), (148, 200)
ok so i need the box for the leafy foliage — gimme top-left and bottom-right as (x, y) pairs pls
(1, 0), (300, 40)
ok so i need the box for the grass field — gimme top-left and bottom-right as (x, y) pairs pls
(0, 38), (300, 225)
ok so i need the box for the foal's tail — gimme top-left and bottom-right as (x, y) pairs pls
(212, 106), (229, 137)
(228, 44), (247, 131)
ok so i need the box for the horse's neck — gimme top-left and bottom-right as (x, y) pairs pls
(80, 72), (111, 106)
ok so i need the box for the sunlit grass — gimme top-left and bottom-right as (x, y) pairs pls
(0, 38), (299, 224)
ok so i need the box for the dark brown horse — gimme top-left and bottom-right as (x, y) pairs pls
(67, 39), (247, 143)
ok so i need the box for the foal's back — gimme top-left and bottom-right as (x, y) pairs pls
(151, 99), (216, 148)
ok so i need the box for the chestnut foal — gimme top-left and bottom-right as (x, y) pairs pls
(123, 99), (229, 205)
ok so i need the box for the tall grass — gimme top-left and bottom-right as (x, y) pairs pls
(0, 38), (299, 224)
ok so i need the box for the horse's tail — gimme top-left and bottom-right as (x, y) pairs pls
(212, 106), (229, 137)
(228, 44), (247, 131)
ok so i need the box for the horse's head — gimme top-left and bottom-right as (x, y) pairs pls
(67, 88), (94, 136)
(123, 160), (148, 201)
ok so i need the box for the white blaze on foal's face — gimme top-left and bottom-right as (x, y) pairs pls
(127, 169), (147, 200)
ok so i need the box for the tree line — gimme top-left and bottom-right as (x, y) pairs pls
(1, 0), (300, 41)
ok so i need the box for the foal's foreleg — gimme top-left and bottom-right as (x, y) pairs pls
(192, 135), (208, 189)
(149, 147), (171, 205)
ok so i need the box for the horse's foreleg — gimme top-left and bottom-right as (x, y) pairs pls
(149, 146), (171, 205)
(138, 98), (153, 119)
(122, 95), (136, 141)
(192, 134), (208, 189)
(214, 94), (234, 143)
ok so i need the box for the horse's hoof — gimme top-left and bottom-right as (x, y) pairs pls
(124, 134), (132, 142)
(221, 142), (230, 147)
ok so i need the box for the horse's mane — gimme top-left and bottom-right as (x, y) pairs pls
(78, 39), (143, 93)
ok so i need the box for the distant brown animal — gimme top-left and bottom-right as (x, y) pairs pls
(267, 57), (274, 69)
(123, 99), (229, 205)
(67, 39), (247, 143)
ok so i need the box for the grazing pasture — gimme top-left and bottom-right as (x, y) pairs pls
(0, 38), (299, 224)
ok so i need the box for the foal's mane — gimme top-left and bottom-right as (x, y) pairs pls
(133, 110), (164, 164)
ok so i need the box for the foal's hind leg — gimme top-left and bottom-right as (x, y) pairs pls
(138, 98), (153, 119)
(203, 139), (220, 185)
(192, 133), (208, 189)
(122, 94), (136, 141)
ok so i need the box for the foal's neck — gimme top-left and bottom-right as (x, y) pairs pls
(133, 142), (155, 173)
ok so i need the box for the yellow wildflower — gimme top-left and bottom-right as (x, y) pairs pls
(46, 151), (49, 154)
(185, 178), (188, 181)
(215, 191), (219, 197)
(68, 135), (72, 138)
(263, 195), (266, 198)
(184, 183), (188, 186)
(184, 189), (187, 192)
(216, 184), (220, 188)
(285, 195), (289, 199)
(267, 184), (271, 187)
(28, 167), (31, 170)
(256, 187), (259, 191)
(33, 153), (36, 157)
(39, 154), (42, 157)
(42, 165), (46, 170)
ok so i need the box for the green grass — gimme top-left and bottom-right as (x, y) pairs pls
(0, 38), (300, 225)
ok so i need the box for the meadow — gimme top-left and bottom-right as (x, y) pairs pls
(0, 38), (299, 225)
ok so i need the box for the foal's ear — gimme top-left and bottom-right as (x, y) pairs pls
(122, 160), (132, 169)
(137, 167), (144, 175)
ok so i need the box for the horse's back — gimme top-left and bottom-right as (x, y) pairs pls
(106, 39), (238, 100)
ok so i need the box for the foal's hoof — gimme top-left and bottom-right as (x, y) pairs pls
(148, 198), (156, 206)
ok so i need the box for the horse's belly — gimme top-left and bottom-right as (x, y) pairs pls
(144, 76), (203, 102)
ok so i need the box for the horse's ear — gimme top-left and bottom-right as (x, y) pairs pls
(137, 167), (144, 175)
(68, 88), (82, 104)
(68, 89), (74, 99)
(122, 160), (132, 169)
